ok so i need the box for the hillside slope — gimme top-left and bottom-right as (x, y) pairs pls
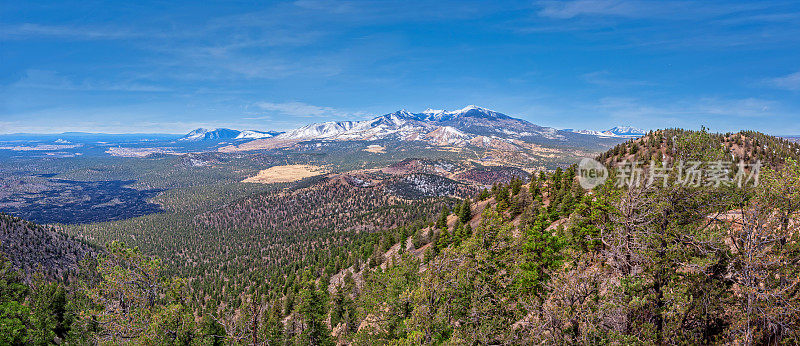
(299, 129), (800, 345)
(599, 128), (800, 166)
(8, 128), (796, 344)
(0, 213), (95, 279)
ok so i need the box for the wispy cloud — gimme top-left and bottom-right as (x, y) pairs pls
(694, 97), (776, 118)
(3, 1), (800, 136)
(250, 101), (367, 120)
(10, 70), (170, 92)
(523, 0), (800, 49)
(0, 121), (15, 134)
(537, 0), (658, 19)
(0, 106), (288, 134)
(1, 23), (145, 40)
(535, 0), (768, 20)
(582, 70), (656, 87)
(597, 96), (777, 120)
(290, 0), (495, 22)
(765, 70), (800, 91)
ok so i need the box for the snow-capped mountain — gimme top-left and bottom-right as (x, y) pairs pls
(180, 128), (282, 141)
(568, 126), (646, 138)
(180, 128), (238, 141)
(215, 105), (626, 153)
(275, 105), (571, 147)
(606, 126), (646, 137)
(279, 121), (358, 140)
(571, 129), (612, 137)
(411, 105), (512, 122)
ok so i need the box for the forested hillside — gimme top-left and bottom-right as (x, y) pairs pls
(599, 128), (800, 166)
(0, 213), (95, 279)
(2, 129), (799, 344)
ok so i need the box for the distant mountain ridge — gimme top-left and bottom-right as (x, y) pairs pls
(568, 126), (646, 138)
(179, 128), (282, 141)
(783, 136), (800, 143)
(182, 105), (626, 152)
(607, 126), (647, 137)
(272, 105), (589, 146)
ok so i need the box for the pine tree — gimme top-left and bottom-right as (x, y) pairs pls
(435, 206), (450, 229)
(458, 199), (472, 224)
(299, 285), (333, 346)
(0, 256), (30, 345)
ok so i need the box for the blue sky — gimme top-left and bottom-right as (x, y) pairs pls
(1, 0), (799, 135)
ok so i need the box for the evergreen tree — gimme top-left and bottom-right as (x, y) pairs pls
(458, 198), (472, 224)
(299, 285), (333, 346)
(435, 206), (450, 229)
(0, 256), (30, 345)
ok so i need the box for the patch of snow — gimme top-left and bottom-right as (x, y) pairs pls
(236, 130), (274, 139)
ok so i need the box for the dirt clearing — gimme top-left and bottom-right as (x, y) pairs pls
(243, 164), (324, 184)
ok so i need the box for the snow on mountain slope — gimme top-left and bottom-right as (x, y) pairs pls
(273, 105), (575, 145)
(571, 129), (601, 136)
(572, 129), (619, 137)
(569, 126), (646, 138)
(606, 126), (646, 137)
(180, 128), (283, 141)
(425, 126), (471, 146)
(180, 128), (213, 141)
(236, 130), (281, 139)
(411, 105), (510, 122)
(277, 110), (426, 141)
(179, 128), (241, 141)
(277, 121), (357, 139)
(225, 105), (624, 151)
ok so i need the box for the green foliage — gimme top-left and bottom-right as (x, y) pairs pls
(0, 256), (30, 345)
(517, 222), (563, 295)
(457, 198), (472, 224)
(355, 256), (419, 342)
(568, 194), (613, 252)
(298, 284), (334, 346)
(5, 129), (800, 345)
(28, 279), (68, 345)
(200, 315), (226, 345)
(435, 206), (450, 229)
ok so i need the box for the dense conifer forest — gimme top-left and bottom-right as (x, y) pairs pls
(1, 129), (799, 344)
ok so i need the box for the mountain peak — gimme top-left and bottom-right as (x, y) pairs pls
(180, 128), (216, 141)
(229, 104), (605, 148)
(401, 105), (509, 121)
(390, 109), (415, 117)
(446, 105), (509, 120)
(422, 108), (444, 115)
(456, 105), (482, 112)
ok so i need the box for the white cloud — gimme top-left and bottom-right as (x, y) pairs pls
(535, 0), (769, 20)
(596, 96), (777, 120)
(252, 101), (366, 119)
(537, 0), (651, 19)
(582, 70), (656, 87)
(695, 97), (775, 118)
(0, 121), (14, 134)
(766, 70), (800, 91)
(0, 23), (144, 40)
(11, 70), (170, 92)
